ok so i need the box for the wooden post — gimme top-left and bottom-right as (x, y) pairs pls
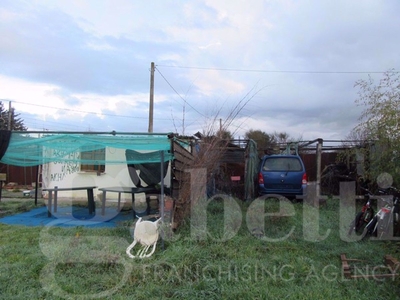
(316, 138), (323, 201)
(8, 101), (12, 130)
(0, 173), (6, 202)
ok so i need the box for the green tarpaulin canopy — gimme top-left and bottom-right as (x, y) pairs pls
(0, 131), (174, 167)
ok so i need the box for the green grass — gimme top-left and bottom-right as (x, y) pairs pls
(1, 197), (400, 299)
(0, 198), (45, 217)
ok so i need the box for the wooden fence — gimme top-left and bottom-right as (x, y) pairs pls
(170, 140), (195, 229)
(0, 164), (39, 187)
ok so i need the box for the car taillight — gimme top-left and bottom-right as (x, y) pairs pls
(258, 172), (264, 184)
(302, 173), (308, 184)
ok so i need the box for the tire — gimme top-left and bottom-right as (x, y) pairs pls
(363, 208), (374, 224)
(348, 212), (364, 236)
(362, 216), (378, 239)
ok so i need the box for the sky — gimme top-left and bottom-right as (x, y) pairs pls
(0, 0), (399, 142)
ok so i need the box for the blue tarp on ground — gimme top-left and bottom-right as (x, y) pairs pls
(0, 206), (134, 227)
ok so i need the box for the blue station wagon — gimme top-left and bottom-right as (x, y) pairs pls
(258, 155), (307, 198)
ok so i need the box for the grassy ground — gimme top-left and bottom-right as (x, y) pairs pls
(1, 196), (400, 299)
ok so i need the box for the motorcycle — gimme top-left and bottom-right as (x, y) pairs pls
(362, 186), (400, 239)
(348, 187), (375, 236)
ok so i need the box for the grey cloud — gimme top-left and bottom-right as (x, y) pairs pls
(2, 0), (400, 140)
(0, 2), (187, 95)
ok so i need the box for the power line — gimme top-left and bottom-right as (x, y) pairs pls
(21, 115), (93, 131)
(155, 67), (207, 118)
(156, 65), (399, 74)
(9, 100), (171, 121)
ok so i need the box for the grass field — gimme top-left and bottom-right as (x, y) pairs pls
(1, 196), (400, 299)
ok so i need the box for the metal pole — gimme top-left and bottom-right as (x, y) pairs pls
(148, 62), (155, 133)
(7, 101), (11, 184)
(34, 165), (40, 206)
(160, 150), (165, 250)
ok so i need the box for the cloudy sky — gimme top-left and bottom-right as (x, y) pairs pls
(0, 0), (399, 141)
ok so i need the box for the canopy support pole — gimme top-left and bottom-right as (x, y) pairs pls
(34, 165), (40, 205)
(160, 150), (165, 251)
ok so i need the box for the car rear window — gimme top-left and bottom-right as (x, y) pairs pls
(262, 157), (303, 172)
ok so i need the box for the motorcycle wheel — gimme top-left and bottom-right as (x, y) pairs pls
(362, 216), (378, 239)
(348, 212), (365, 236)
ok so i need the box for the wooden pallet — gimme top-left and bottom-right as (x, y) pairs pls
(341, 253), (400, 279)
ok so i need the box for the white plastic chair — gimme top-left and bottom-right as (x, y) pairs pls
(126, 217), (161, 258)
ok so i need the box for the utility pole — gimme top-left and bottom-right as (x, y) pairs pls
(148, 62), (155, 133)
(182, 103), (185, 136)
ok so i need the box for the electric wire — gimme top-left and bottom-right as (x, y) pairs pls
(156, 65), (400, 74)
(155, 67), (207, 118)
(1, 99), (176, 131)
(8, 100), (171, 121)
